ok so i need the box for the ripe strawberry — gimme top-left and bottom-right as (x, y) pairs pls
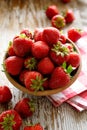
(32, 41), (49, 59)
(61, 0), (71, 3)
(24, 57), (37, 70)
(67, 28), (82, 42)
(8, 41), (16, 56)
(34, 28), (44, 42)
(49, 63), (72, 89)
(51, 14), (66, 29)
(19, 70), (28, 85)
(24, 123), (43, 130)
(37, 57), (54, 74)
(50, 42), (70, 65)
(46, 5), (59, 19)
(59, 34), (66, 44)
(14, 98), (35, 118)
(4, 56), (24, 75)
(64, 9), (75, 23)
(0, 109), (22, 130)
(0, 86), (12, 103)
(13, 34), (34, 57)
(42, 27), (60, 46)
(20, 29), (33, 39)
(67, 52), (80, 68)
(24, 71), (45, 91)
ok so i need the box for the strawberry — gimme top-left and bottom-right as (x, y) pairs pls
(34, 28), (44, 42)
(59, 34), (66, 44)
(32, 41), (49, 59)
(67, 52), (80, 68)
(42, 27), (60, 46)
(13, 34), (34, 57)
(51, 14), (66, 29)
(24, 123), (43, 130)
(19, 70), (28, 85)
(24, 57), (37, 70)
(14, 98), (35, 118)
(8, 41), (16, 56)
(49, 62), (72, 89)
(37, 57), (54, 74)
(0, 85), (12, 103)
(61, 0), (71, 3)
(46, 5), (59, 19)
(67, 28), (82, 42)
(50, 42), (70, 65)
(24, 71), (45, 91)
(64, 9), (75, 23)
(20, 29), (33, 39)
(0, 109), (22, 130)
(4, 56), (24, 75)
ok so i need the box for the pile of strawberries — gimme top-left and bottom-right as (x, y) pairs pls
(4, 27), (80, 92)
(46, 4), (75, 29)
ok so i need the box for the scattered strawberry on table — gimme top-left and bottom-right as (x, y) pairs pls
(45, 4), (75, 29)
(24, 123), (44, 130)
(0, 85), (12, 103)
(67, 27), (82, 42)
(0, 109), (22, 130)
(4, 27), (81, 92)
(14, 98), (35, 118)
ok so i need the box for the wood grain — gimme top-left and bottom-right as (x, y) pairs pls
(0, 0), (87, 130)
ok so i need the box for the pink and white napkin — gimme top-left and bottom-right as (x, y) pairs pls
(47, 35), (87, 112)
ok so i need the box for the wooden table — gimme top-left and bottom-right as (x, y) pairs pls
(0, 0), (87, 130)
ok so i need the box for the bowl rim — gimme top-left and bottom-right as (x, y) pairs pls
(3, 38), (82, 96)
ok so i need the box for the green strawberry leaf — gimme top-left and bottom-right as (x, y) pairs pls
(67, 65), (73, 74)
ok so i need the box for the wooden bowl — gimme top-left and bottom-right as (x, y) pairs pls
(3, 39), (82, 96)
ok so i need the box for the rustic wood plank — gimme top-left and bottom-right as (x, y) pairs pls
(0, 0), (87, 130)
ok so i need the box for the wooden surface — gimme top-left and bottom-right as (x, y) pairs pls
(0, 0), (87, 130)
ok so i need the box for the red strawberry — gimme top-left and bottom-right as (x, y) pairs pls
(4, 56), (24, 75)
(34, 28), (44, 42)
(24, 71), (45, 91)
(61, 0), (71, 3)
(19, 70), (28, 85)
(32, 41), (49, 59)
(49, 65), (71, 89)
(64, 9), (75, 23)
(50, 42), (70, 65)
(0, 86), (12, 103)
(42, 27), (60, 46)
(42, 79), (49, 90)
(59, 34), (66, 44)
(51, 14), (66, 29)
(67, 52), (80, 68)
(0, 109), (22, 130)
(20, 29), (33, 39)
(67, 28), (82, 42)
(14, 98), (35, 118)
(46, 5), (59, 19)
(8, 41), (16, 56)
(24, 57), (37, 70)
(37, 57), (54, 74)
(13, 34), (34, 57)
(24, 123), (43, 130)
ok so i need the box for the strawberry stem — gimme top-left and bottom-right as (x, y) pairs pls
(30, 76), (47, 91)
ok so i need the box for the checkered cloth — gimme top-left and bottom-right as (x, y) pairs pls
(47, 35), (87, 112)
